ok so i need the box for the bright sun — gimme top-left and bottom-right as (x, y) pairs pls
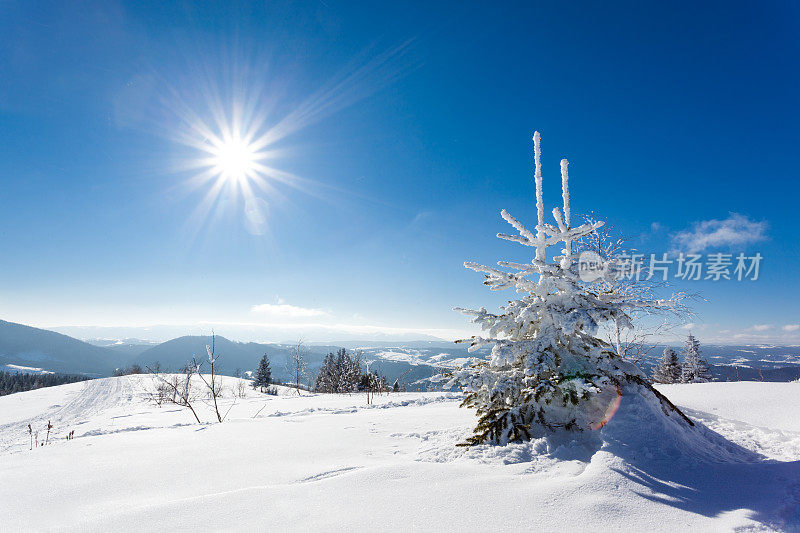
(177, 102), (299, 235)
(209, 136), (258, 182)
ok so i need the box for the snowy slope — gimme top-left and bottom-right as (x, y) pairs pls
(656, 382), (800, 432)
(1, 378), (798, 531)
(656, 382), (800, 462)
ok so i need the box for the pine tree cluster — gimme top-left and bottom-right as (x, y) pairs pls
(651, 334), (713, 384)
(0, 371), (90, 396)
(314, 349), (363, 393)
(313, 349), (391, 394)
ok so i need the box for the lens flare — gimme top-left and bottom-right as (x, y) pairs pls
(160, 39), (417, 239)
(590, 387), (623, 430)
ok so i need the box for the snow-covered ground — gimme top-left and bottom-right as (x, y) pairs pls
(1, 377), (798, 531)
(1, 363), (53, 374)
(364, 347), (476, 369)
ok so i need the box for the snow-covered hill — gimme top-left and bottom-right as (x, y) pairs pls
(1, 378), (798, 531)
(0, 320), (125, 376)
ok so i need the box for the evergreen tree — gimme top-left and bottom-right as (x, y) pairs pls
(334, 348), (349, 392)
(344, 350), (362, 393)
(253, 354), (272, 392)
(681, 334), (712, 383)
(652, 347), (681, 383)
(314, 353), (337, 392)
(449, 131), (694, 445)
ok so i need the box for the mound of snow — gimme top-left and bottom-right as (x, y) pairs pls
(657, 381), (800, 462)
(657, 381), (800, 432)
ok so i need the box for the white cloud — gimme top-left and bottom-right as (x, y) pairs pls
(783, 324), (800, 332)
(752, 324), (773, 331)
(680, 323), (708, 330)
(251, 303), (329, 318)
(671, 213), (767, 253)
(733, 333), (769, 340)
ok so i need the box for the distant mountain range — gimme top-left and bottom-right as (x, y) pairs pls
(0, 319), (463, 388)
(85, 338), (159, 358)
(0, 320), (127, 376)
(2, 319), (800, 385)
(135, 336), (340, 377)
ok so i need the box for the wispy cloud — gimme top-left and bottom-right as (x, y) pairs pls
(680, 323), (708, 331)
(410, 210), (435, 228)
(671, 213), (767, 253)
(251, 303), (329, 318)
(751, 324), (773, 332)
(783, 324), (800, 332)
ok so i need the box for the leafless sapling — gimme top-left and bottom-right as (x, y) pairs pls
(146, 362), (203, 424)
(286, 340), (308, 396)
(195, 334), (224, 422)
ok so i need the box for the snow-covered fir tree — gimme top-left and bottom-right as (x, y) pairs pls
(314, 353), (337, 393)
(253, 354), (272, 392)
(449, 131), (694, 446)
(652, 347), (681, 384)
(680, 334), (712, 383)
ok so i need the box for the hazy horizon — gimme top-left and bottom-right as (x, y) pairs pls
(0, 319), (792, 348)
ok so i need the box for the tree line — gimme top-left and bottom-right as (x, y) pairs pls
(0, 371), (89, 396)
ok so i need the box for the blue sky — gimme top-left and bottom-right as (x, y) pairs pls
(1, 1), (799, 343)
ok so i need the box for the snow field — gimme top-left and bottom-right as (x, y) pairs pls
(0, 376), (798, 531)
